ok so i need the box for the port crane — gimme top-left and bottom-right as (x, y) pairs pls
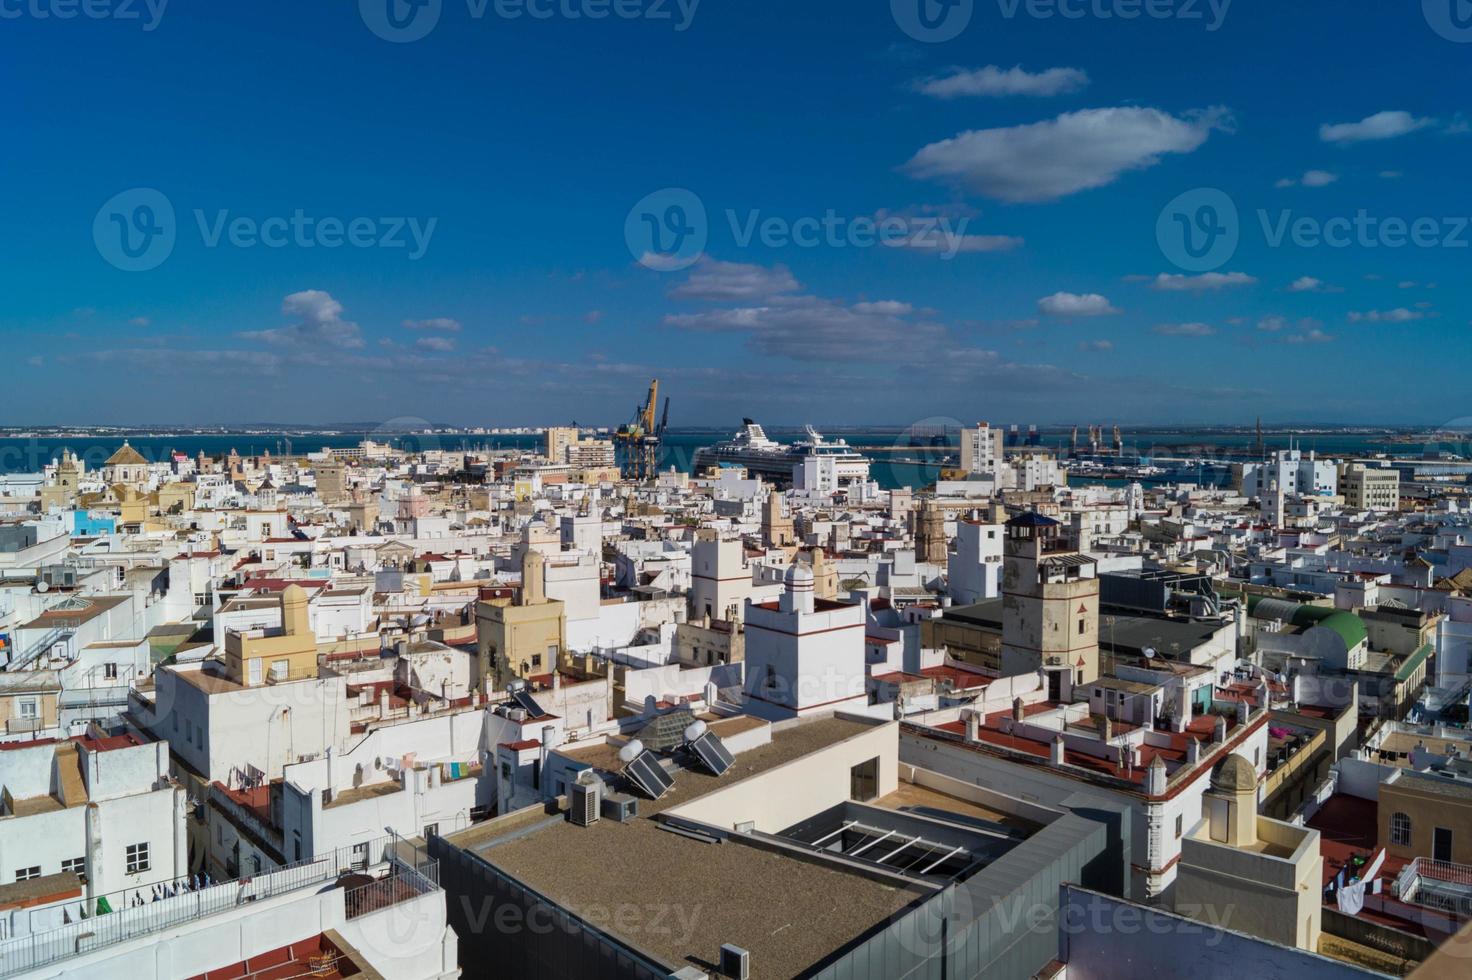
(615, 379), (669, 481)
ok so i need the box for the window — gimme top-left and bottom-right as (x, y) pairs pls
(1390, 811), (1412, 846)
(17, 699), (38, 720)
(14, 867), (40, 882)
(61, 857), (86, 882)
(125, 842), (150, 875)
(1078, 619), (1086, 636)
(423, 823), (439, 839)
(1175, 815), (1183, 839)
(104, 663), (118, 680)
(850, 757), (879, 803)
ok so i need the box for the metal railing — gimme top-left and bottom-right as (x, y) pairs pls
(8, 625), (78, 671)
(1397, 857), (1472, 918)
(344, 860), (439, 920)
(0, 836), (409, 977)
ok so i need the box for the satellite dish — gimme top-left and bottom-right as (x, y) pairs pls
(684, 720), (708, 743)
(1143, 647), (1157, 660)
(617, 740), (644, 763)
(36, 580), (49, 593)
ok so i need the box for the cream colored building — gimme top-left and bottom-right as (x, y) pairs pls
(959, 422), (1004, 476)
(223, 585), (319, 686)
(1338, 463), (1400, 512)
(475, 549), (566, 692)
(1174, 753), (1324, 952)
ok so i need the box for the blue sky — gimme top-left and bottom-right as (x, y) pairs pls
(2, 0), (1468, 427)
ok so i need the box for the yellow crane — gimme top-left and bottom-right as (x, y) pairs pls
(615, 379), (669, 481)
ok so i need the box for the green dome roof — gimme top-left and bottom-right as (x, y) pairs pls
(1293, 607), (1368, 651)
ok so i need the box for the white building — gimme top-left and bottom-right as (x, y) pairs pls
(1241, 449), (1338, 500)
(959, 422), (1005, 476)
(0, 733), (187, 937)
(741, 564), (867, 720)
(948, 519), (1003, 605)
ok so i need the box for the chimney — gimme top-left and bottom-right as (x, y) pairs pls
(1187, 738), (1202, 764)
(1146, 755), (1168, 795)
(1236, 700), (1250, 725)
(1100, 715), (1113, 743)
(1050, 736), (1066, 765)
(1012, 697), (1025, 723)
(964, 710), (980, 743)
(1213, 715), (1228, 744)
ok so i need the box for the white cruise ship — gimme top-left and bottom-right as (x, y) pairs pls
(692, 421), (871, 485)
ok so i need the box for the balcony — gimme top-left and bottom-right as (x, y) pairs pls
(0, 837), (434, 978)
(1397, 857), (1472, 922)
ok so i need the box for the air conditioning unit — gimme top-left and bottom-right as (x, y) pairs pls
(601, 793), (638, 823)
(719, 944), (750, 980)
(569, 773), (603, 827)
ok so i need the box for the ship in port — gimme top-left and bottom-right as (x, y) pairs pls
(692, 420), (871, 485)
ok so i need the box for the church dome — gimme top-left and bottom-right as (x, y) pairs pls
(1212, 752), (1256, 794)
(105, 441), (148, 467)
(784, 562), (814, 589)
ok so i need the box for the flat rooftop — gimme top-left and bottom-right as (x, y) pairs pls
(449, 717), (925, 977)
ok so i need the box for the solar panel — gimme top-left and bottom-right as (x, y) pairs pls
(512, 690), (547, 717)
(688, 732), (735, 777)
(623, 751), (674, 800)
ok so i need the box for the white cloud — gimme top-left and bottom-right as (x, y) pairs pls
(914, 65), (1089, 99)
(1078, 339), (1114, 352)
(1348, 308), (1425, 323)
(128, 316), (151, 328)
(1275, 170), (1337, 188)
(240, 290), (364, 349)
(1379, 170), (1403, 179)
(638, 251), (700, 272)
(1038, 292), (1120, 317)
(1320, 110), (1434, 144)
(904, 106), (1232, 203)
(1153, 322), (1215, 337)
(1148, 272), (1256, 292)
(852, 301), (914, 315)
(669, 258), (801, 302)
(884, 233), (1025, 254)
(1283, 328), (1334, 344)
(403, 317), (462, 332)
(1287, 276), (1341, 293)
(415, 336), (456, 352)
(665, 293), (951, 362)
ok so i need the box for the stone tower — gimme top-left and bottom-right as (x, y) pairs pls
(999, 512), (1100, 694)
